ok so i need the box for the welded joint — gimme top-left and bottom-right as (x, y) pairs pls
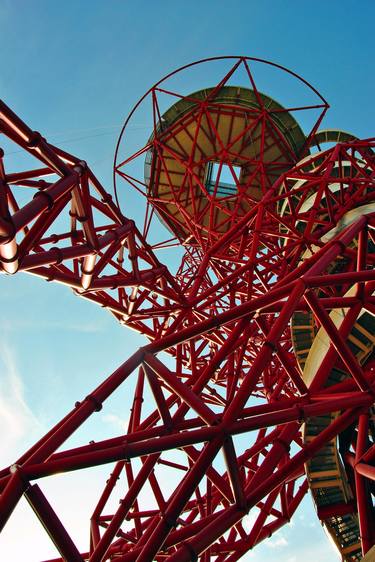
(27, 130), (44, 149)
(85, 394), (103, 412)
(73, 161), (88, 176)
(336, 239), (350, 254)
(273, 437), (291, 453)
(264, 339), (277, 351)
(69, 209), (89, 223)
(49, 246), (64, 264)
(36, 179), (49, 190)
(220, 425), (233, 441)
(32, 189), (55, 210)
(101, 192), (113, 204)
(294, 404), (306, 424)
(180, 540), (198, 561)
(161, 512), (177, 530)
(9, 463), (29, 489)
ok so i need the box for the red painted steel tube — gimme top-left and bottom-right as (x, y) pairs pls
(222, 437), (246, 507)
(317, 501), (356, 519)
(306, 269), (375, 287)
(18, 194), (70, 258)
(167, 406), (368, 561)
(5, 167), (52, 183)
(255, 316), (309, 395)
(0, 470), (28, 532)
(20, 223), (134, 270)
(135, 436), (225, 562)
(90, 455), (158, 562)
(170, 318), (250, 423)
(358, 443), (375, 465)
(144, 353), (219, 425)
(355, 453), (373, 553)
(185, 445), (234, 503)
(309, 302), (364, 392)
(219, 482), (309, 561)
(307, 217), (367, 277)
(25, 484), (84, 562)
(355, 462), (375, 481)
(246, 408), (371, 516)
(18, 350), (144, 469)
(0, 389), (369, 488)
(252, 481), (308, 546)
(0, 388), (366, 490)
(246, 486), (280, 548)
(348, 413), (375, 554)
(223, 281), (307, 425)
(12, 174), (78, 232)
(274, 216), (369, 289)
(0, 102), (71, 175)
(248, 423), (300, 493)
(18, 426), (220, 480)
(108, 512), (222, 562)
(304, 290), (371, 391)
(90, 461), (126, 540)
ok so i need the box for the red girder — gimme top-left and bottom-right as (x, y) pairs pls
(0, 56), (374, 562)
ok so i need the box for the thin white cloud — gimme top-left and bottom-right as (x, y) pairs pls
(266, 535), (288, 549)
(0, 340), (109, 560)
(102, 412), (129, 432)
(0, 341), (43, 466)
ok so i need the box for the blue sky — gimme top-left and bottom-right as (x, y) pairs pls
(0, 0), (374, 560)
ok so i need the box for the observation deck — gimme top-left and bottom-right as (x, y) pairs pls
(144, 86), (306, 244)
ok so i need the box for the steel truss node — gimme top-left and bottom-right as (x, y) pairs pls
(0, 57), (374, 562)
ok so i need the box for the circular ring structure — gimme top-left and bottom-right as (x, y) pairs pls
(143, 85), (306, 243)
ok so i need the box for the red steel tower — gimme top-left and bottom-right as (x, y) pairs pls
(0, 57), (374, 561)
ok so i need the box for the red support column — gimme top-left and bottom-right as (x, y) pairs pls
(25, 484), (84, 562)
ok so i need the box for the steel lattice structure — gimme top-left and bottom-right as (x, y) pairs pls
(0, 57), (374, 562)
